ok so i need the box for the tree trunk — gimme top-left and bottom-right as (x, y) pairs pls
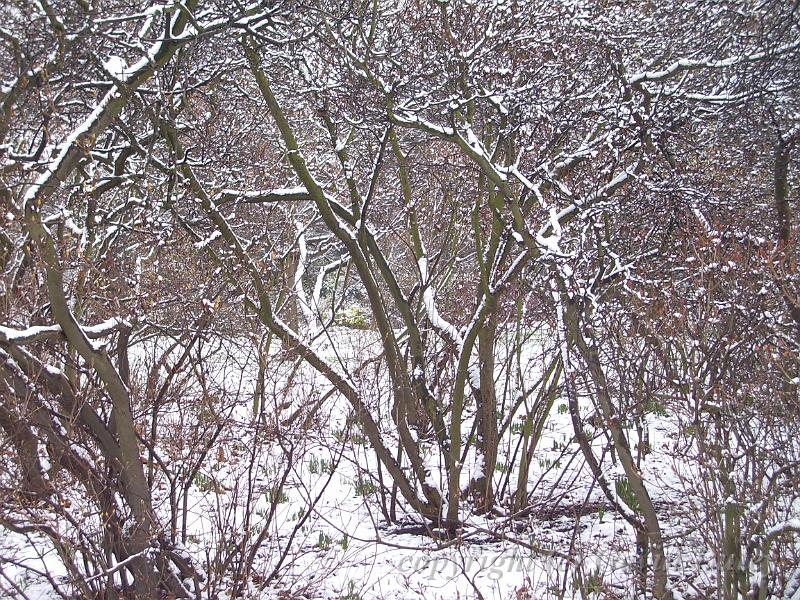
(566, 299), (672, 600)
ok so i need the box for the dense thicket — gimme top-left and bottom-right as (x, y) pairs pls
(1, 1), (799, 598)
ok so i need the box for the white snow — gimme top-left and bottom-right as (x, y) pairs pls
(103, 55), (128, 79)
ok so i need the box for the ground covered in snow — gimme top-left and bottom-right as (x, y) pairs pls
(3, 327), (796, 600)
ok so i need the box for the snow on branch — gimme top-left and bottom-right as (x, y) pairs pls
(0, 317), (128, 345)
(629, 39), (800, 85)
(419, 257), (463, 348)
(766, 518), (800, 540)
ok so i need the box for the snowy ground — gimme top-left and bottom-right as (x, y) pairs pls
(0, 328), (795, 599)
